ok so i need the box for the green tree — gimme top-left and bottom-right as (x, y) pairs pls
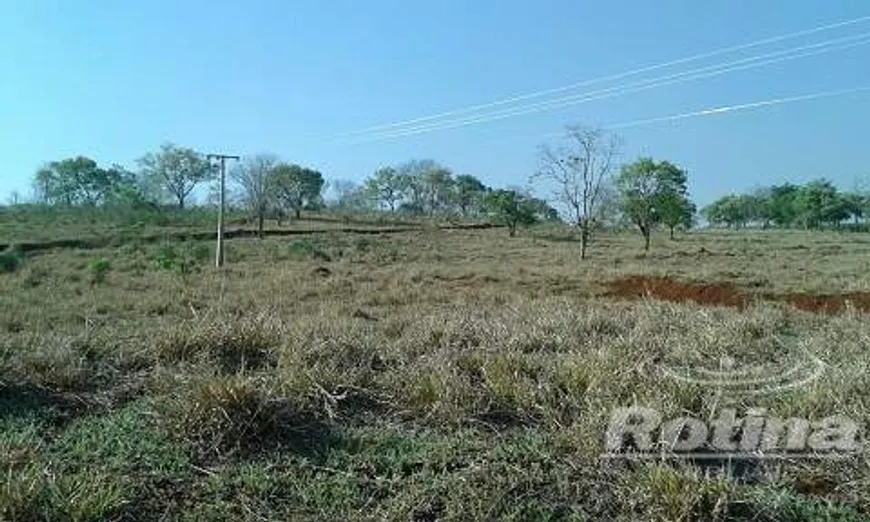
(795, 179), (846, 229)
(526, 196), (562, 222)
(616, 158), (692, 250)
(34, 156), (125, 206)
(702, 194), (750, 229)
(482, 189), (539, 237)
(767, 183), (801, 227)
(843, 192), (867, 225)
(655, 163), (695, 239)
(138, 143), (214, 209)
(454, 174), (488, 216)
(273, 163), (325, 219)
(658, 192), (696, 239)
(616, 158), (660, 250)
(365, 167), (403, 212)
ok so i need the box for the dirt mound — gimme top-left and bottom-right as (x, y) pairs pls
(604, 275), (870, 315)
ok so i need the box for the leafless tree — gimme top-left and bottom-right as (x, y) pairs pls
(532, 125), (621, 259)
(231, 154), (279, 238)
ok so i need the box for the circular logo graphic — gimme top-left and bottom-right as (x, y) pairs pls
(652, 336), (826, 396)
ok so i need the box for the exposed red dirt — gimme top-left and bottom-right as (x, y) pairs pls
(604, 275), (870, 315)
(778, 292), (870, 314)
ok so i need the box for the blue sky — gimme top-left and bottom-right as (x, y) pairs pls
(1, 0), (869, 208)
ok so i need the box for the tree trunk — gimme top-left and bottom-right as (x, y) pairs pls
(644, 228), (651, 251)
(178, 195), (185, 209)
(295, 208), (301, 219)
(669, 226), (675, 240)
(258, 214), (265, 239)
(580, 223), (589, 260)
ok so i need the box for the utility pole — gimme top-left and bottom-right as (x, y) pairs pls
(207, 153), (240, 267)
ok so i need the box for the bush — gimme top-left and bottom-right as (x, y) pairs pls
(287, 240), (331, 262)
(152, 242), (208, 274)
(87, 259), (112, 284)
(0, 248), (23, 274)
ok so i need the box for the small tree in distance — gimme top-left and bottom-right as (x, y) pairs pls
(366, 167), (403, 212)
(617, 157), (693, 250)
(654, 165), (695, 239)
(454, 174), (488, 217)
(273, 163), (325, 219)
(533, 125), (621, 259)
(138, 143), (215, 209)
(482, 189), (539, 237)
(231, 154), (279, 238)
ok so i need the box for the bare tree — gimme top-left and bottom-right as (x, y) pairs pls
(7, 191), (21, 206)
(532, 125), (621, 259)
(231, 154), (279, 238)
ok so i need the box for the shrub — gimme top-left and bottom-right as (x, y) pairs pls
(0, 248), (23, 274)
(288, 240), (331, 262)
(153, 244), (179, 271)
(152, 242), (206, 274)
(87, 259), (112, 284)
(288, 240), (315, 259)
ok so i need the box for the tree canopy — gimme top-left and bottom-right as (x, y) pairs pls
(138, 143), (215, 209)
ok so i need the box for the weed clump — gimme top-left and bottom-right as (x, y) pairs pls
(288, 240), (331, 262)
(87, 259), (111, 284)
(155, 315), (280, 373)
(0, 247), (23, 274)
(151, 242), (209, 274)
(159, 374), (330, 459)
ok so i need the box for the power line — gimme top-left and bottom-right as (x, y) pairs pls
(352, 33), (870, 141)
(347, 33), (870, 143)
(506, 86), (870, 143)
(337, 14), (870, 137)
(608, 86), (870, 129)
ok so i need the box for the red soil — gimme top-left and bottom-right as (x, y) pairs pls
(604, 275), (870, 315)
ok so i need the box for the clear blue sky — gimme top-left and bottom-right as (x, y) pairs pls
(1, 0), (869, 207)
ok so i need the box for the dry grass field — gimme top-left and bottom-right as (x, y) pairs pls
(2, 224), (870, 521)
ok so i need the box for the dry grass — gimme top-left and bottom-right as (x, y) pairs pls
(1, 224), (869, 520)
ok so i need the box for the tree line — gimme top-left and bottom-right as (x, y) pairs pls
(21, 125), (864, 256)
(23, 142), (563, 238)
(702, 180), (869, 230)
(18, 128), (700, 254)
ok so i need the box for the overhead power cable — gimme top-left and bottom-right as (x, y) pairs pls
(607, 86), (870, 130)
(346, 33), (870, 143)
(337, 14), (870, 138)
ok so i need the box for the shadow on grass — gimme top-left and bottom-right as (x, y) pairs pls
(532, 232), (578, 243)
(0, 381), (90, 421)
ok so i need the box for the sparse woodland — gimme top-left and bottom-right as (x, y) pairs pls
(2, 134), (870, 521)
